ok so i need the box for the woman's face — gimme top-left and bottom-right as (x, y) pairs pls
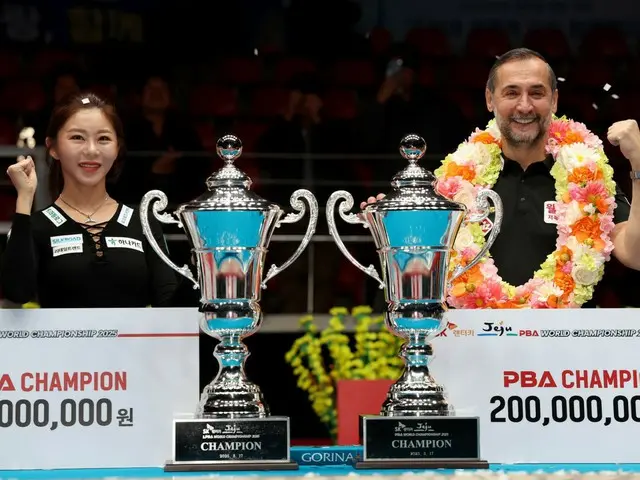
(49, 108), (119, 188)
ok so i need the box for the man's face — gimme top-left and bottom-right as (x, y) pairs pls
(485, 58), (558, 147)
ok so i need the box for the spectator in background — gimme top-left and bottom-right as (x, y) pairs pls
(255, 72), (362, 313)
(23, 66), (82, 145)
(255, 72), (360, 202)
(359, 51), (470, 176)
(114, 73), (209, 206)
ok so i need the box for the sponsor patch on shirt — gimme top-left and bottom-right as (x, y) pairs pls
(50, 234), (83, 247)
(117, 205), (134, 227)
(105, 236), (144, 252)
(42, 206), (66, 227)
(480, 217), (493, 235)
(544, 201), (558, 224)
(52, 244), (83, 257)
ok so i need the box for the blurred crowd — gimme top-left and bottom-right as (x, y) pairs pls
(0, 0), (639, 310)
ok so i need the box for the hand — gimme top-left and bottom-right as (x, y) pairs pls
(7, 156), (37, 197)
(376, 76), (402, 104)
(608, 120), (640, 168)
(359, 193), (386, 210)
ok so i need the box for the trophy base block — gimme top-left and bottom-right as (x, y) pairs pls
(355, 459), (489, 470)
(164, 460), (299, 472)
(358, 415), (486, 469)
(169, 416), (296, 470)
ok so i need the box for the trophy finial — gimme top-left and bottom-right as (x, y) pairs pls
(216, 135), (243, 164)
(399, 134), (426, 164)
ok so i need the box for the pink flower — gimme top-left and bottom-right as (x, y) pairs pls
(599, 214), (615, 235)
(568, 181), (608, 204)
(461, 246), (480, 262)
(436, 176), (464, 199)
(480, 260), (499, 278)
(569, 120), (602, 149)
(561, 261), (573, 274)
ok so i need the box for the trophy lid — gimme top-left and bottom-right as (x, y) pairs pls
(179, 135), (278, 212)
(364, 134), (466, 212)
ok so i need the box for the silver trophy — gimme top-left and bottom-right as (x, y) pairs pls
(326, 135), (502, 468)
(140, 135), (317, 471)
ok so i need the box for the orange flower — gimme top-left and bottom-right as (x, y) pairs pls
(594, 198), (609, 214)
(568, 166), (603, 184)
(450, 264), (484, 297)
(445, 162), (476, 181)
(555, 246), (572, 266)
(471, 132), (497, 145)
(551, 130), (584, 146)
(554, 271), (575, 293)
(570, 216), (601, 243)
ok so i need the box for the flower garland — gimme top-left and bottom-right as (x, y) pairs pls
(434, 116), (617, 309)
(284, 306), (404, 438)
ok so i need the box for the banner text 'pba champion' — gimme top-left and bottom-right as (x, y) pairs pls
(326, 135), (502, 469)
(140, 135), (318, 471)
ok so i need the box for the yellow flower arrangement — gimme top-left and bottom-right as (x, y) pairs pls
(284, 305), (404, 439)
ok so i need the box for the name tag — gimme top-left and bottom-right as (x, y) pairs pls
(544, 201), (558, 224)
(117, 205), (134, 227)
(50, 234), (83, 247)
(42, 206), (66, 227)
(105, 236), (144, 253)
(52, 244), (83, 257)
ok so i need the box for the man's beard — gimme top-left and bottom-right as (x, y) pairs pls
(495, 113), (550, 147)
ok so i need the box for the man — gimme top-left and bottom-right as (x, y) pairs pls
(362, 48), (640, 307)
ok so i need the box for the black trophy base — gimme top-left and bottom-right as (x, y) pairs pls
(357, 415), (488, 470)
(167, 415), (298, 471)
(355, 460), (489, 470)
(164, 460), (299, 472)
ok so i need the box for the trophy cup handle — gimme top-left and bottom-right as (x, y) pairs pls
(261, 189), (319, 289)
(326, 190), (385, 289)
(140, 190), (199, 289)
(449, 188), (503, 283)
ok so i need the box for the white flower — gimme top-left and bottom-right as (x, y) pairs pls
(451, 143), (493, 168)
(452, 183), (476, 209)
(556, 143), (600, 170)
(564, 200), (585, 225)
(565, 236), (590, 258)
(583, 203), (596, 215)
(536, 282), (564, 302)
(571, 265), (598, 285)
(486, 120), (501, 141)
(454, 226), (475, 249)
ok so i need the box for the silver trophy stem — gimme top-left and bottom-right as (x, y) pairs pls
(449, 188), (503, 283)
(196, 329), (268, 419)
(139, 190), (199, 289)
(326, 190), (385, 289)
(196, 300), (266, 419)
(381, 303), (452, 416)
(261, 189), (318, 288)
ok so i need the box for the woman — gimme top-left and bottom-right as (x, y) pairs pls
(1, 93), (179, 308)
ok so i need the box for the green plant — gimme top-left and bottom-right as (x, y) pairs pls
(284, 305), (404, 439)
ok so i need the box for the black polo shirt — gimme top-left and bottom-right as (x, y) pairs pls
(489, 155), (631, 295)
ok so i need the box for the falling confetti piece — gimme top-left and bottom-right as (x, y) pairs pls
(603, 83), (612, 91)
